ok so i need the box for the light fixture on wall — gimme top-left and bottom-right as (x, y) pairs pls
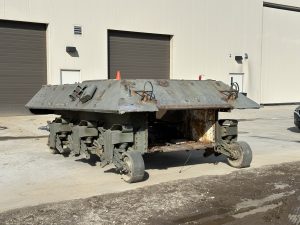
(66, 46), (79, 57)
(66, 46), (77, 53)
(235, 55), (243, 64)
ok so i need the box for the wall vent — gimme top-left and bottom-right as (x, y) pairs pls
(74, 26), (82, 35)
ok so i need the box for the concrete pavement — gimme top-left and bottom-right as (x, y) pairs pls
(0, 105), (299, 212)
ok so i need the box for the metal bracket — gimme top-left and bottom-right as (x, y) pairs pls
(216, 119), (238, 144)
(134, 81), (156, 102)
(103, 129), (134, 165)
(220, 82), (239, 100)
(70, 124), (98, 155)
(215, 142), (239, 160)
(48, 118), (72, 149)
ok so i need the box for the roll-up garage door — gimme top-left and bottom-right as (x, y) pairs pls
(0, 20), (47, 115)
(261, 5), (300, 104)
(108, 30), (171, 79)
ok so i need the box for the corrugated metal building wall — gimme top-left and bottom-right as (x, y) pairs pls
(0, 20), (47, 114)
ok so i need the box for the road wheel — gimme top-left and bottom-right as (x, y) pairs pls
(227, 141), (252, 168)
(122, 151), (145, 183)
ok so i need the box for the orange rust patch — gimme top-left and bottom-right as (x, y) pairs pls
(186, 110), (216, 144)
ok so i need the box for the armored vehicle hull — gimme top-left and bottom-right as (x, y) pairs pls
(26, 79), (259, 183)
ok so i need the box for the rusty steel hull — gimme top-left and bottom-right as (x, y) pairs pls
(25, 79), (259, 183)
(26, 79), (259, 115)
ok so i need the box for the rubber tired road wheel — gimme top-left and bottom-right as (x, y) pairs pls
(122, 151), (145, 183)
(227, 141), (252, 168)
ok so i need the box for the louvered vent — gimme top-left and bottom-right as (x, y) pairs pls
(74, 26), (82, 35)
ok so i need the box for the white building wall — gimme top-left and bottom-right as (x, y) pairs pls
(0, 0), (300, 103)
(261, 6), (300, 103)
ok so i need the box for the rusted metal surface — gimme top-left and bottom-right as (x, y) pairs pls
(26, 79), (259, 114)
(148, 141), (214, 153)
(25, 79), (258, 183)
(184, 109), (216, 144)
